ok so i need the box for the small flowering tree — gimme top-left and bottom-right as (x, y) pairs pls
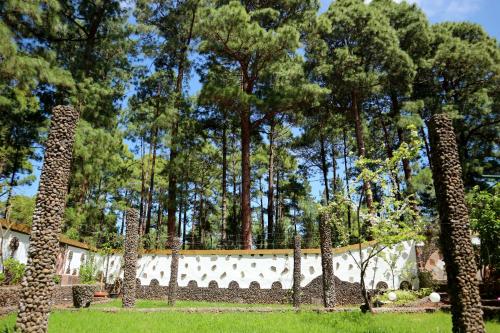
(378, 243), (406, 290)
(347, 126), (423, 313)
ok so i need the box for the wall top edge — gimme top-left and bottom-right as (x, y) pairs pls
(1, 219), (382, 255)
(1, 219), (93, 251)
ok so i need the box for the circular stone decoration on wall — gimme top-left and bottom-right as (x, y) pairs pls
(8, 237), (19, 254)
(376, 281), (388, 291)
(399, 281), (411, 290)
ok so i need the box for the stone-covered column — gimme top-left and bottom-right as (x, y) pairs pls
(167, 237), (181, 306)
(293, 234), (302, 308)
(123, 208), (139, 308)
(319, 212), (335, 308)
(16, 106), (79, 333)
(429, 114), (484, 333)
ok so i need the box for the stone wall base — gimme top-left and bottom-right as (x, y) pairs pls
(112, 275), (367, 306)
(0, 285), (74, 311)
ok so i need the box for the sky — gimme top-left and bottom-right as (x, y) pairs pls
(12, 0), (500, 200)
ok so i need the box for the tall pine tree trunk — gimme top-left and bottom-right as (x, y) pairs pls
(331, 143), (337, 194)
(380, 116), (401, 200)
(166, 7), (196, 240)
(145, 123), (159, 235)
(120, 208), (126, 236)
(240, 103), (252, 249)
(191, 184), (197, 248)
(221, 117), (228, 245)
(182, 188), (188, 250)
(231, 143), (238, 247)
(4, 147), (20, 219)
(391, 95), (413, 190)
(156, 201), (162, 248)
(177, 185), (183, 238)
(166, 148), (178, 239)
(259, 177), (265, 249)
(342, 129), (352, 235)
(267, 117), (275, 248)
(199, 186), (204, 248)
(351, 91), (373, 212)
(320, 133), (330, 204)
(3, 168), (17, 219)
(420, 126), (432, 170)
(275, 169), (281, 246)
(139, 138), (148, 235)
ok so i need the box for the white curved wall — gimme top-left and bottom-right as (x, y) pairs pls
(2, 226), (419, 290)
(103, 241), (418, 289)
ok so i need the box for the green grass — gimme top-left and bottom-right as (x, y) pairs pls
(1, 308), (499, 333)
(91, 299), (293, 309)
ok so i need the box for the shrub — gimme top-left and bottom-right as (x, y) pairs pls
(418, 271), (438, 289)
(375, 290), (418, 306)
(2, 258), (25, 285)
(415, 288), (433, 298)
(0, 271), (5, 285)
(79, 255), (98, 284)
(53, 274), (62, 285)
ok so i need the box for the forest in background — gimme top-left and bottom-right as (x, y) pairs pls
(0, 0), (498, 255)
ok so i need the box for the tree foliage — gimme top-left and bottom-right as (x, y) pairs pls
(0, 0), (497, 254)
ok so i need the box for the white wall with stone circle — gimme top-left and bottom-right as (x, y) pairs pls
(102, 240), (418, 289)
(2, 225), (420, 290)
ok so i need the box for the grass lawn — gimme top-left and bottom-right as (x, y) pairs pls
(1, 305), (499, 333)
(91, 299), (294, 309)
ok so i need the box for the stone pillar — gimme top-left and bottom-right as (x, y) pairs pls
(16, 106), (79, 333)
(293, 234), (302, 308)
(319, 212), (335, 308)
(123, 208), (139, 308)
(429, 114), (484, 333)
(167, 237), (181, 306)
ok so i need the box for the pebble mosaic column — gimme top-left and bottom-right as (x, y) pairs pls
(168, 237), (182, 306)
(319, 212), (335, 308)
(123, 208), (139, 308)
(16, 106), (79, 333)
(429, 114), (484, 333)
(293, 234), (302, 308)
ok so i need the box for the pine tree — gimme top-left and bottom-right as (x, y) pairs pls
(309, 0), (415, 235)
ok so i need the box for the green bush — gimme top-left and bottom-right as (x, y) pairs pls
(0, 271), (5, 285)
(375, 288), (437, 306)
(53, 274), (62, 285)
(418, 271), (438, 289)
(79, 256), (98, 284)
(2, 258), (25, 285)
(375, 290), (418, 305)
(415, 287), (433, 298)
